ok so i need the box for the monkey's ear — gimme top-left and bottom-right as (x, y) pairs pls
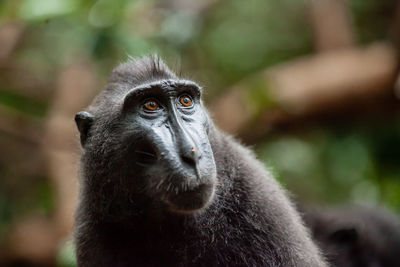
(75, 111), (94, 146)
(330, 227), (358, 245)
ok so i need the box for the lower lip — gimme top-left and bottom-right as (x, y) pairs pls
(163, 183), (215, 213)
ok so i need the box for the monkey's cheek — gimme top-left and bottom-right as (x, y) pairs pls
(164, 183), (215, 214)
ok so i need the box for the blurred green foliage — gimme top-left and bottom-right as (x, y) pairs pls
(0, 90), (47, 117)
(201, 0), (312, 82)
(257, 119), (400, 208)
(0, 0), (399, 265)
(350, 0), (396, 43)
(57, 240), (77, 267)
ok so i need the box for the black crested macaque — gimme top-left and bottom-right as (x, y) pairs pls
(74, 56), (326, 267)
(302, 206), (400, 267)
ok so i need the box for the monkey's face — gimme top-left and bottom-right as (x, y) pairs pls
(120, 80), (217, 214)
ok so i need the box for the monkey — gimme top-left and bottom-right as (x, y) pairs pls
(301, 205), (400, 267)
(74, 55), (327, 267)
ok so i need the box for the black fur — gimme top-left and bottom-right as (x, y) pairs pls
(74, 55), (326, 267)
(302, 206), (400, 267)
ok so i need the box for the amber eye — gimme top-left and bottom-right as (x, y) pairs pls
(143, 100), (159, 111)
(179, 95), (193, 107)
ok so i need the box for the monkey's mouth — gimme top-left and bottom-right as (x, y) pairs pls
(163, 183), (215, 214)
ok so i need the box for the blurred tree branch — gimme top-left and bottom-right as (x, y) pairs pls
(309, 0), (355, 51)
(211, 42), (397, 137)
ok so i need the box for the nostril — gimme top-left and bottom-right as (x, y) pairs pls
(181, 154), (197, 167)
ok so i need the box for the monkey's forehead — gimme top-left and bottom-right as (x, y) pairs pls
(129, 79), (202, 95)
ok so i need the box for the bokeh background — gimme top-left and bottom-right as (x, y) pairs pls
(0, 0), (399, 266)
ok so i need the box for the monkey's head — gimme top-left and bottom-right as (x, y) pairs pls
(75, 57), (217, 218)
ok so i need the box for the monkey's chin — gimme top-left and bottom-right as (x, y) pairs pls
(163, 183), (215, 214)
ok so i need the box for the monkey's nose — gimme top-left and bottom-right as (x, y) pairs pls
(180, 146), (201, 167)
